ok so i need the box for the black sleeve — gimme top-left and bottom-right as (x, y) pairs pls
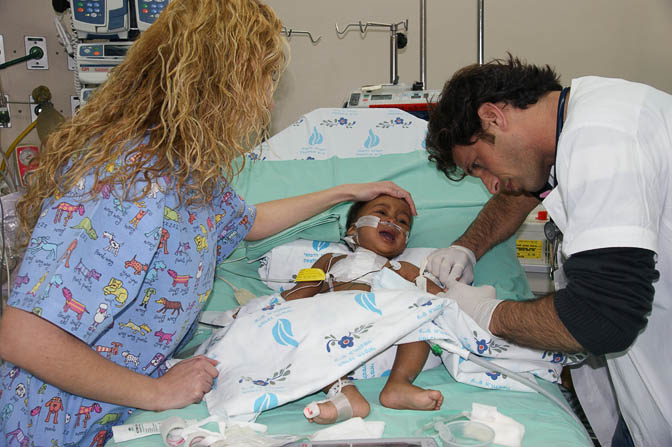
(554, 247), (659, 355)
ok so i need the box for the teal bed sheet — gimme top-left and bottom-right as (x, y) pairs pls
(106, 366), (590, 446)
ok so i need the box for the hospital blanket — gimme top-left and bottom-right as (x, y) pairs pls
(197, 289), (583, 422)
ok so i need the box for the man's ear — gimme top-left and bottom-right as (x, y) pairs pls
(477, 102), (507, 132)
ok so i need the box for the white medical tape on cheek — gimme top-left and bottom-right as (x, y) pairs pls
(354, 215), (380, 228)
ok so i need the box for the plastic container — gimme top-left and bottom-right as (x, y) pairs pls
(436, 420), (495, 447)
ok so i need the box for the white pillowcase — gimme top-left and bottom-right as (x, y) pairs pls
(258, 239), (435, 292)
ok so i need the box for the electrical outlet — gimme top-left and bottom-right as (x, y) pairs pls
(29, 96), (39, 122)
(67, 53), (76, 71)
(0, 95), (10, 128)
(0, 35), (5, 65)
(70, 96), (80, 116)
(24, 36), (48, 69)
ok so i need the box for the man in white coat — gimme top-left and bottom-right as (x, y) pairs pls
(424, 55), (671, 446)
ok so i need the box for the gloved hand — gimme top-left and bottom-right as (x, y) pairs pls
(438, 281), (501, 332)
(426, 245), (477, 285)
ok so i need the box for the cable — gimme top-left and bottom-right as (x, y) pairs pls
(0, 168), (16, 193)
(468, 353), (592, 442)
(0, 194), (6, 318)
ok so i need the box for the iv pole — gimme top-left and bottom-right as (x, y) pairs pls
(477, 0), (485, 64)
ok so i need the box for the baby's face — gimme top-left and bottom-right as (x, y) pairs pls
(348, 195), (412, 258)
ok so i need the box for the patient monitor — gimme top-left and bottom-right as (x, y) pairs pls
(345, 84), (441, 121)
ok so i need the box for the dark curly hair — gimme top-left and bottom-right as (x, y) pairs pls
(426, 55), (562, 181)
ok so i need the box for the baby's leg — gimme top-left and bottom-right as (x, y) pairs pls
(379, 341), (444, 411)
(305, 377), (370, 424)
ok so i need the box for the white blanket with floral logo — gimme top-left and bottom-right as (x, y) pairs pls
(195, 286), (584, 422)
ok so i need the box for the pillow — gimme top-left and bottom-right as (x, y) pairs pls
(258, 239), (436, 292)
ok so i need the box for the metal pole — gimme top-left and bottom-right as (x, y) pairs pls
(390, 23), (399, 84)
(477, 0), (484, 64)
(419, 0), (427, 89)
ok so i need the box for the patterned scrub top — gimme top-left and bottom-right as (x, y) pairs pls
(0, 160), (255, 446)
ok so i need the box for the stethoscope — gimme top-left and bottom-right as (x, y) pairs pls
(543, 86), (570, 280)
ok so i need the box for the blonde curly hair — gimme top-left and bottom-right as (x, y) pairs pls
(17, 0), (286, 242)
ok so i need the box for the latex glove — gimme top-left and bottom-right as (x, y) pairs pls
(426, 245), (477, 285)
(438, 281), (501, 332)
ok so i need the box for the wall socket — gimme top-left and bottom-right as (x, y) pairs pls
(24, 36), (48, 69)
(0, 95), (11, 128)
(70, 96), (80, 116)
(29, 96), (38, 122)
(0, 35), (5, 65)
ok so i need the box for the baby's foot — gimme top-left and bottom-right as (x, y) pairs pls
(307, 385), (370, 424)
(379, 381), (444, 411)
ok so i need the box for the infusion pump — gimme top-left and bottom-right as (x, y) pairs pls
(71, 0), (130, 39)
(345, 84), (441, 120)
(76, 41), (132, 85)
(71, 0), (171, 38)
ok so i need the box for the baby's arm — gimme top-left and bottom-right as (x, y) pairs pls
(394, 261), (445, 294)
(281, 253), (338, 300)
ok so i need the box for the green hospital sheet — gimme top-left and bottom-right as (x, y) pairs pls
(106, 366), (590, 446)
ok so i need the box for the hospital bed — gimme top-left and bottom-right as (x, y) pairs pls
(106, 108), (591, 446)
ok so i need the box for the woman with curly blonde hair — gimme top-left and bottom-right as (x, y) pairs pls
(0, 1), (415, 444)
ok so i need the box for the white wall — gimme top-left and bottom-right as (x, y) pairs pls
(1, 0), (671, 152)
(266, 0), (672, 133)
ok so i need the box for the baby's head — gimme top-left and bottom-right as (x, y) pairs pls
(345, 194), (413, 258)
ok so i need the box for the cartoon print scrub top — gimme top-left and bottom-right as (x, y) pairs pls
(0, 161), (255, 446)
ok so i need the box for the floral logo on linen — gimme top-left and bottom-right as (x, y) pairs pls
(320, 117), (356, 128)
(247, 152), (266, 161)
(542, 351), (566, 364)
(325, 323), (373, 352)
(239, 364), (292, 386)
(473, 331), (510, 355)
(485, 371), (502, 380)
(262, 297), (281, 312)
(408, 300), (433, 309)
(541, 351), (585, 365)
(292, 117), (306, 127)
(376, 117), (411, 128)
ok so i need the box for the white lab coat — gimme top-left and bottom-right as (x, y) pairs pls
(543, 76), (672, 446)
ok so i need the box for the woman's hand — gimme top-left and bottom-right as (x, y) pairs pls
(342, 181), (417, 215)
(151, 355), (219, 411)
(247, 181), (416, 241)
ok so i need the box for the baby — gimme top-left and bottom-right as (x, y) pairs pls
(281, 194), (445, 424)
